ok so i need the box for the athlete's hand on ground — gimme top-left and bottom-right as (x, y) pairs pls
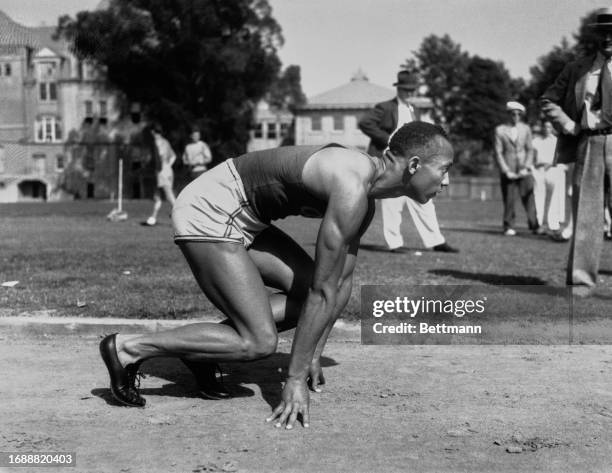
(307, 359), (325, 393)
(266, 377), (310, 429)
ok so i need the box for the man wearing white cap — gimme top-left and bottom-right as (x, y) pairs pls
(541, 7), (612, 292)
(493, 101), (539, 236)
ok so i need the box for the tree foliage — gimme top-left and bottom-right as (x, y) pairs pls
(523, 9), (600, 121)
(401, 9), (607, 174)
(410, 36), (511, 147)
(268, 64), (306, 113)
(410, 34), (470, 133)
(521, 38), (576, 121)
(406, 35), (519, 173)
(458, 57), (512, 146)
(56, 0), (291, 159)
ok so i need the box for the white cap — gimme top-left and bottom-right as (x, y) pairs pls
(506, 101), (525, 113)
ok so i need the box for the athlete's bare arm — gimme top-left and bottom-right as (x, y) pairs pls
(308, 200), (375, 392)
(266, 148), (374, 429)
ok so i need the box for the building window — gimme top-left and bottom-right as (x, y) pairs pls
(333, 115), (344, 131)
(267, 122), (277, 139)
(253, 123), (263, 138)
(311, 115), (322, 131)
(80, 61), (96, 80)
(99, 100), (108, 117)
(280, 122), (290, 137)
(84, 100), (93, 117)
(37, 61), (58, 102)
(56, 154), (65, 171)
(32, 153), (46, 175)
(39, 82), (57, 101)
(3, 63), (11, 76)
(0, 152), (5, 173)
(35, 116), (62, 143)
(344, 114), (355, 130)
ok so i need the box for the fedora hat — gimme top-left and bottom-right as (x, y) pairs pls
(589, 7), (612, 28)
(393, 70), (419, 90)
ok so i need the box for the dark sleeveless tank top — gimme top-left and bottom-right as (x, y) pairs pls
(233, 144), (344, 222)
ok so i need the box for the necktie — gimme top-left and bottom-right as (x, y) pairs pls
(591, 59), (611, 112)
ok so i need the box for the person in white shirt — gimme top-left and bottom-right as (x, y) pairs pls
(183, 128), (212, 181)
(531, 121), (570, 240)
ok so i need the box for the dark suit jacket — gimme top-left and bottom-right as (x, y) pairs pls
(541, 55), (596, 164)
(358, 99), (398, 157)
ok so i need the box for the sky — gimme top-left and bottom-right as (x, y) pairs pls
(0, 0), (604, 96)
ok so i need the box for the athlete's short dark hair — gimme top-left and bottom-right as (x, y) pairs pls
(389, 121), (449, 159)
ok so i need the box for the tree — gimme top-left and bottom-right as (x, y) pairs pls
(410, 34), (470, 133)
(408, 36), (515, 174)
(458, 57), (512, 146)
(268, 64), (306, 113)
(57, 0), (285, 159)
(523, 37), (576, 118)
(440, 56), (512, 175)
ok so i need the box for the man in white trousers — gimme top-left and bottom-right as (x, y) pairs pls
(531, 121), (571, 241)
(359, 70), (458, 253)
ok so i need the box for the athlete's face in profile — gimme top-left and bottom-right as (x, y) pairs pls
(404, 138), (454, 203)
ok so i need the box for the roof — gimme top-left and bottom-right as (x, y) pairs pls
(30, 26), (70, 56)
(0, 10), (38, 47)
(300, 70), (394, 110)
(0, 10), (69, 56)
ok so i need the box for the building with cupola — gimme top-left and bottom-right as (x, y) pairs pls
(294, 70), (434, 150)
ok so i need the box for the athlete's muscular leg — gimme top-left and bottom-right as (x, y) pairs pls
(248, 225), (314, 331)
(115, 241), (278, 366)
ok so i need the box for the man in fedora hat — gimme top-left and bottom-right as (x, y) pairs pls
(541, 7), (612, 293)
(493, 101), (539, 236)
(359, 70), (458, 253)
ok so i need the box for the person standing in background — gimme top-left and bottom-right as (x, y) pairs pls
(494, 101), (540, 236)
(358, 70), (458, 253)
(144, 123), (177, 227)
(183, 128), (213, 181)
(531, 121), (570, 241)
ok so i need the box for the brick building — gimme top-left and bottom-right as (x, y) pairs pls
(0, 10), (118, 202)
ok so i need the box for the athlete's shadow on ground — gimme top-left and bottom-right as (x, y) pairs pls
(359, 243), (421, 253)
(445, 226), (549, 239)
(92, 353), (338, 409)
(429, 269), (548, 287)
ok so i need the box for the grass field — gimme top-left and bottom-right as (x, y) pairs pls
(1, 198), (611, 324)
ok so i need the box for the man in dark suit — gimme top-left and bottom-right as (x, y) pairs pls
(358, 70), (458, 253)
(493, 101), (539, 236)
(541, 7), (612, 292)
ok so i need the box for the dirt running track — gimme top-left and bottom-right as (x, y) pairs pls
(1, 330), (612, 473)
